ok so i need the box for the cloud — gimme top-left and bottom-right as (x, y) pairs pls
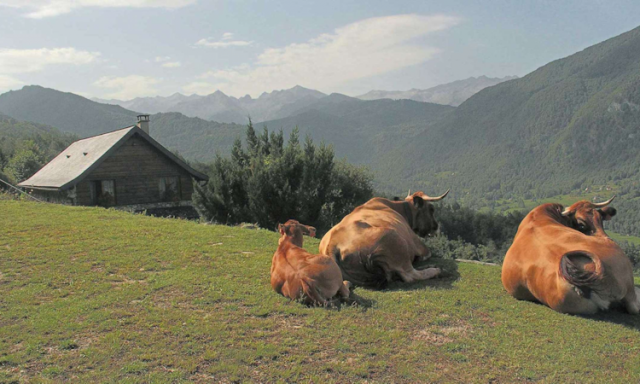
(162, 61), (181, 68)
(0, 47), (99, 74)
(182, 81), (216, 95)
(93, 75), (160, 100)
(0, 0), (196, 19)
(154, 56), (180, 68)
(192, 14), (459, 96)
(195, 33), (253, 49)
(0, 74), (24, 93)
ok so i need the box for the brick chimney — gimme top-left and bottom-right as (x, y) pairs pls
(136, 115), (150, 135)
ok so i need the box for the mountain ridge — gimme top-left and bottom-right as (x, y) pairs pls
(93, 85), (327, 124)
(356, 76), (518, 106)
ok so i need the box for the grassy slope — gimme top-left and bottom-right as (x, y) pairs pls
(2, 201), (640, 383)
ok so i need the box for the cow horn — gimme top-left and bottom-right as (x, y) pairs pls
(593, 195), (615, 207)
(407, 189), (412, 198)
(561, 208), (573, 216)
(422, 189), (450, 202)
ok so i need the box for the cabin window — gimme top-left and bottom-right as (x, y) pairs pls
(91, 180), (116, 207)
(159, 176), (181, 202)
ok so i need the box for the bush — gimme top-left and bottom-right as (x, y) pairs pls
(422, 203), (524, 264)
(4, 140), (45, 183)
(193, 121), (373, 232)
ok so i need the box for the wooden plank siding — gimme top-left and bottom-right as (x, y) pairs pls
(74, 134), (196, 206)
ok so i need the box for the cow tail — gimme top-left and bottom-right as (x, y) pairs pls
(333, 250), (388, 289)
(559, 250), (604, 297)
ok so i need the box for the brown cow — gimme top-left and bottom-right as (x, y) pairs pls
(271, 219), (351, 305)
(319, 190), (449, 288)
(502, 197), (640, 315)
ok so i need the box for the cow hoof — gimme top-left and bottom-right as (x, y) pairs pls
(343, 280), (353, 291)
(421, 267), (440, 280)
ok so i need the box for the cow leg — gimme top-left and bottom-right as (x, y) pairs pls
(412, 236), (431, 263)
(338, 281), (351, 300)
(397, 266), (441, 283)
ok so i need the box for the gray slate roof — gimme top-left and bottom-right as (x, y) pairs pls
(18, 126), (208, 190)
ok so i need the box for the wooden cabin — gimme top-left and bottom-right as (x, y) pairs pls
(18, 115), (208, 215)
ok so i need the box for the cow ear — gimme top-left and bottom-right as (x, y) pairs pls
(598, 207), (617, 221)
(278, 224), (285, 235)
(413, 195), (425, 207)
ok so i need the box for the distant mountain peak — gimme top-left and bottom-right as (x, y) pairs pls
(355, 76), (517, 106)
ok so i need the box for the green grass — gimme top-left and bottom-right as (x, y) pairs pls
(2, 201), (640, 382)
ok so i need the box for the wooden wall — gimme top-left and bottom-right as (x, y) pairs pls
(75, 134), (196, 206)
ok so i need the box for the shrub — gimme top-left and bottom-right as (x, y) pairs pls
(193, 121), (373, 232)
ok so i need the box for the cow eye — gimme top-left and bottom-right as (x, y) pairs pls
(576, 222), (588, 233)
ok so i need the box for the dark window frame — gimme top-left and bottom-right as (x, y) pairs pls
(91, 179), (117, 207)
(159, 176), (182, 202)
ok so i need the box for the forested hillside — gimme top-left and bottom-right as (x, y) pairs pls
(361, 24), (640, 236)
(0, 86), (247, 162)
(149, 113), (245, 162)
(0, 114), (77, 184)
(260, 95), (454, 166)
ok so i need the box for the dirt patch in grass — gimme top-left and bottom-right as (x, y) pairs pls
(413, 329), (454, 345)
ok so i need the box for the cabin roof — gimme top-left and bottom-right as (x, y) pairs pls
(18, 126), (208, 190)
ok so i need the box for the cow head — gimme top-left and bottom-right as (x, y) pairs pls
(404, 189), (449, 238)
(561, 196), (617, 236)
(278, 219), (316, 247)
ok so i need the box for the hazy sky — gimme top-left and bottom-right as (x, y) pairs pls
(0, 0), (639, 99)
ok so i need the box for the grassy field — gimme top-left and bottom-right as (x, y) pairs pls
(2, 201), (640, 383)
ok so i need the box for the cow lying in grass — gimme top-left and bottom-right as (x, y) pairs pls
(271, 219), (351, 306)
(502, 197), (640, 315)
(319, 190), (448, 289)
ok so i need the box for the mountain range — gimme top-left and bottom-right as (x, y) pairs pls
(389, 23), (640, 221)
(90, 77), (510, 124)
(356, 76), (517, 106)
(2, 24), (640, 238)
(0, 86), (138, 137)
(0, 85), (453, 164)
(93, 85), (327, 124)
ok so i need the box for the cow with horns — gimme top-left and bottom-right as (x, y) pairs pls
(502, 197), (640, 315)
(319, 190), (449, 289)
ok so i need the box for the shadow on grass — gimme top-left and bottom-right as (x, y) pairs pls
(383, 256), (460, 292)
(579, 298), (640, 331)
(514, 291), (640, 331)
(332, 291), (377, 311)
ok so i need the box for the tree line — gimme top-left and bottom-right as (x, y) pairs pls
(0, 115), (76, 188)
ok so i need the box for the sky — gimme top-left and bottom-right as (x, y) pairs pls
(0, 0), (639, 100)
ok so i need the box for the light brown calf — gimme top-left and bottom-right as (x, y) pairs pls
(271, 219), (351, 305)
